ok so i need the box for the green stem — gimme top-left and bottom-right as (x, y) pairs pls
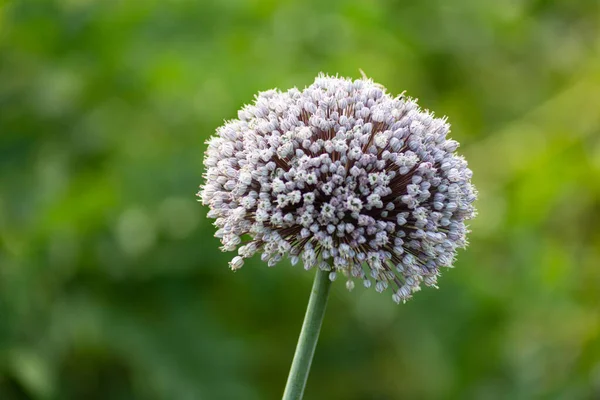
(282, 268), (333, 400)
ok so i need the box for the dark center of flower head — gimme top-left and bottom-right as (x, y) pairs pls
(200, 74), (477, 303)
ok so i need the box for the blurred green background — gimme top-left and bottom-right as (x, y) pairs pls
(1, 0), (599, 399)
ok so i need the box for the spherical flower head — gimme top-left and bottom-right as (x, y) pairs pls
(199, 74), (477, 303)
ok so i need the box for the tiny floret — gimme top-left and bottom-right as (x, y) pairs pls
(199, 73), (477, 303)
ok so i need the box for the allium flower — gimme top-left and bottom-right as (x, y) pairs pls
(199, 74), (477, 303)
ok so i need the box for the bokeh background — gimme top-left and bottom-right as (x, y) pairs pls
(1, 0), (600, 399)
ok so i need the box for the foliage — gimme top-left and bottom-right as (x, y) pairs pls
(1, 0), (599, 398)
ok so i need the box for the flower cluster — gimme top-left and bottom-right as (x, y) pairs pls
(199, 74), (477, 303)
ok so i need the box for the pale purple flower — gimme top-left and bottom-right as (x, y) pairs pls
(199, 74), (477, 303)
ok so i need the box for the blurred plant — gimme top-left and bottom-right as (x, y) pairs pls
(199, 74), (476, 399)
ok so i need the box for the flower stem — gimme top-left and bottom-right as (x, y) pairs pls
(282, 268), (333, 400)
